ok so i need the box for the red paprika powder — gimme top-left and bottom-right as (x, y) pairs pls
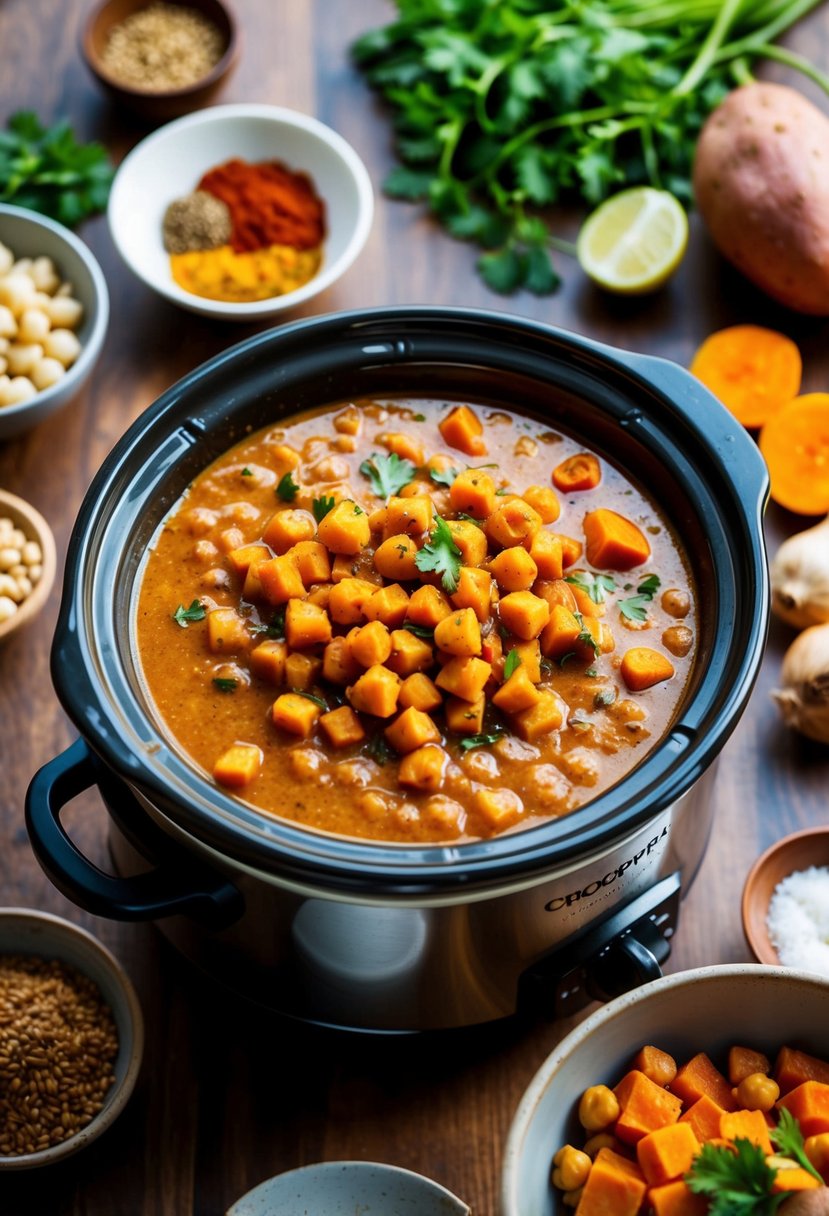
(198, 158), (325, 253)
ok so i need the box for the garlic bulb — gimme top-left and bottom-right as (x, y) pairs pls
(770, 515), (829, 629)
(773, 622), (829, 743)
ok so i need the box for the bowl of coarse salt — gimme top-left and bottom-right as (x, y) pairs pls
(742, 827), (829, 974)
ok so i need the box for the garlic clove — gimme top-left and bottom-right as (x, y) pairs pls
(770, 515), (829, 630)
(772, 621), (829, 743)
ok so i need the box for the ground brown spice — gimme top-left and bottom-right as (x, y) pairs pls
(163, 190), (232, 253)
(0, 954), (118, 1157)
(101, 2), (224, 92)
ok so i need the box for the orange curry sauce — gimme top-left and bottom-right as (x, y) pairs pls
(134, 398), (696, 844)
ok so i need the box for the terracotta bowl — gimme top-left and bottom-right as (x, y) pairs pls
(742, 827), (829, 965)
(81, 0), (239, 122)
(0, 490), (57, 643)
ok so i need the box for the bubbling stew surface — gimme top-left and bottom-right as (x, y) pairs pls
(135, 397), (697, 844)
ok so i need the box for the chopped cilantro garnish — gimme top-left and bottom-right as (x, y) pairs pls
(312, 495), (336, 523)
(565, 572), (617, 604)
(241, 467), (253, 477)
(292, 689), (327, 709)
(503, 649), (522, 680)
(403, 621), (435, 639)
(771, 1108), (824, 1183)
(428, 466), (459, 488)
(459, 729), (505, 751)
(251, 606), (286, 639)
(173, 599), (206, 627)
(456, 512), (484, 528)
(276, 472), (299, 502)
(365, 733), (395, 764)
(618, 574), (661, 623)
(213, 677), (238, 693)
(360, 451), (416, 498)
(412, 412), (426, 422)
(414, 514), (463, 593)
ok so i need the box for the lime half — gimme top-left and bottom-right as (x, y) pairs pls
(577, 187), (689, 294)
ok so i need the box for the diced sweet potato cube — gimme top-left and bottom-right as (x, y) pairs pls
(285, 599), (332, 649)
(671, 1054), (736, 1113)
(322, 636), (362, 685)
(333, 406), (360, 435)
(492, 666), (540, 713)
(486, 499), (542, 549)
(345, 623), (388, 669)
(398, 672), (443, 712)
(775, 1047), (829, 1095)
(438, 404), (486, 456)
(489, 546), (538, 592)
(434, 607), (481, 657)
(621, 647), (675, 691)
(319, 705), (365, 748)
(499, 591), (550, 641)
(270, 443), (300, 468)
(512, 690), (563, 741)
(407, 584), (452, 628)
(386, 629), (434, 676)
(770, 1166), (822, 1195)
(317, 500), (371, 554)
(719, 1109), (772, 1154)
(331, 554), (371, 583)
(679, 1095), (726, 1144)
(242, 561), (266, 599)
(379, 431), (423, 464)
(446, 519), (488, 567)
(451, 566), (492, 623)
(648, 1180), (709, 1216)
(571, 1147), (646, 1216)
(728, 1046), (771, 1086)
(480, 629), (502, 669)
(555, 533), (584, 567)
(249, 639), (288, 684)
(272, 692), (321, 737)
(258, 554), (306, 605)
(777, 1082), (829, 1138)
(347, 663), (402, 717)
(521, 484), (560, 524)
(534, 578), (578, 613)
(385, 706), (441, 754)
(284, 652), (322, 691)
(435, 656), (492, 702)
(540, 603), (582, 658)
(508, 640), (541, 682)
(636, 1122), (700, 1187)
(213, 742), (263, 788)
(528, 530), (563, 579)
(373, 533), (419, 580)
(445, 693), (485, 734)
(584, 508), (651, 571)
(568, 580), (606, 619)
(472, 788), (523, 831)
(363, 583), (410, 628)
(306, 583), (332, 610)
(614, 1071), (683, 1145)
(449, 468), (496, 517)
(288, 540), (331, 584)
(384, 495), (432, 538)
(328, 577), (378, 625)
(398, 744), (448, 791)
(207, 608), (250, 654)
(262, 509), (316, 554)
(634, 1046), (678, 1088)
(227, 542), (271, 577)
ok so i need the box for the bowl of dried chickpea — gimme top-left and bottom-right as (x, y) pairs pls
(0, 908), (144, 1169)
(0, 490), (56, 642)
(0, 203), (109, 439)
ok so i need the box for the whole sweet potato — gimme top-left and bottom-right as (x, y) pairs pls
(693, 82), (829, 314)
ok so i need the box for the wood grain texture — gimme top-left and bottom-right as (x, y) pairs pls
(1, 1), (829, 1212)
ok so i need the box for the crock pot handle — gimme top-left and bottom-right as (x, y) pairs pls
(26, 738), (244, 928)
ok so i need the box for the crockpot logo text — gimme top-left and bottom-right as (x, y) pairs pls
(544, 827), (669, 912)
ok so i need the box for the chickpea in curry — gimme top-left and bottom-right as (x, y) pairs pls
(135, 398), (697, 844)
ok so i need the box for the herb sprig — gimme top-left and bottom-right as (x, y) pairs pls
(618, 574), (661, 623)
(360, 451), (416, 498)
(414, 513), (463, 593)
(566, 572), (617, 604)
(173, 600), (206, 627)
(0, 111), (114, 226)
(276, 472), (299, 502)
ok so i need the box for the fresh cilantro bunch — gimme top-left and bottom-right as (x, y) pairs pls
(353, 0), (829, 293)
(0, 112), (114, 227)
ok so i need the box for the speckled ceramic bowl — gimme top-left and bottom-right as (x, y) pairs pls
(227, 1161), (470, 1216)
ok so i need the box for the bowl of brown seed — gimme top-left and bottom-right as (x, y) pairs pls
(81, 0), (239, 122)
(0, 908), (144, 1169)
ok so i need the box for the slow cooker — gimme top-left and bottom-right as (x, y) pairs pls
(26, 308), (768, 1032)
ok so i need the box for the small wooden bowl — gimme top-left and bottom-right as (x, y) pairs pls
(81, 0), (239, 122)
(0, 490), (57, 643)
(742, 828), (829, 965)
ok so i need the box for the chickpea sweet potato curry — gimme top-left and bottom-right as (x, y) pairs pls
(135, 398), (697, 844)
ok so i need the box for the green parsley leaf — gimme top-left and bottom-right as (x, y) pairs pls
(365, 733), (395, 765)
(574, 611), (601, 657)
(213, 677), (238, 693)
(241, 467), (253, 477)
(459, 729), (505, 752)
(360, 451), (416, 499)
(276, 472), (299, 502)
(0, 111), (114, 225)
(403, 621), (435, 640)
(456, 512), (484, 528)
(173, 600), (206, 627)
(412, 413), (426, 422)
(250, 607), (286, 639)
(414, 514), (463, 594)
(312, 495), (336, 523)
(686, 1138), (783, 1215)
(503, 650), (522, 680)
(292, 689), (327, 709)
(618, 574), (661, 623)
(429, 466), (459, 489)
(565, 572), (617, 604)
(771, 1108), (823, 1183)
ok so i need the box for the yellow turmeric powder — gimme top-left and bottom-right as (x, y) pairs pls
(170, 242), (322, 303)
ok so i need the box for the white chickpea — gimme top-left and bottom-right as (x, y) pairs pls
(21, 540), (42, 567)
(31, 357), (65, 391)
(43, 328), (81, 367)
(0, 306), (17, 339)
(2, 376), (37, 406)
(0, 274), (36, 314)
(46, 294), (82, 329)
(0, 595), (17, 624)
(6, 343), (44, 377)
(0, 548), (20, 572)
(30, 256), (59, 294)
(0, 357), (6, 377)
(0, 243), (13, 276)
(17, 308), (50, 345)
(27, 564), (42, 583)
(9, 529), (24, 549)
(192, 539), (219, 564)
(15, 575), (32, 599)
(9, 563), (26, 579)
(0, 337), (8, 355)
(0, 573), (17, 598)
(11, 257), (33, 278)
(55, 280), (73, 298)
(0, 519), (10, 537)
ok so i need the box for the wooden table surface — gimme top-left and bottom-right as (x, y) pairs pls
(2, 1), (829, 1212)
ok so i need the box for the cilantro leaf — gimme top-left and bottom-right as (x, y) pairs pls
(251, 607), (286, 639)
(575, 611), (601, 657)
(360, 451), (416, 499)
(213, 677), (238, 693)
(429, 466), (459, 488)
(503, 650), (521, 680)
(771, 1108), (823, 1183)
(0, 111), (113, 225)
(292, 689), (327, 709)
(403, 621), (435, 640)
(618, 574), (661, 622)
(414, 514), (463, 594)
(312, 495), (336, 523)
(276, 472), (299, 502)
(686, 1139), (783, 1215)
(459, 729), (505, 752)
(241, 467), (253, 477)
(566, 572), (617, 604)
(173, 600), (206, 627)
